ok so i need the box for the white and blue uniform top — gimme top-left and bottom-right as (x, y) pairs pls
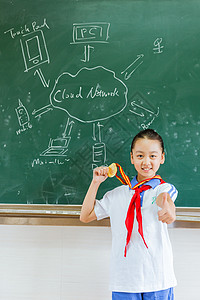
(129, 176), (177, 206)
(94, 177), (178, 293)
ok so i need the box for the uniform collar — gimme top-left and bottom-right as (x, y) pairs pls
(129, 175), (162, 190)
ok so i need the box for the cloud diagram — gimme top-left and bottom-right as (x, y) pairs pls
(49, 66), (128, 123)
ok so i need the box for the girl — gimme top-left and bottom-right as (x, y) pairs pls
(80, 129), (177, 300)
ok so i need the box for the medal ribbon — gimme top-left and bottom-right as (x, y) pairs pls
(115, 163), (163, 189)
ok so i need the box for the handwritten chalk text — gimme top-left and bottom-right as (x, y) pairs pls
(4, 18), (50, 39)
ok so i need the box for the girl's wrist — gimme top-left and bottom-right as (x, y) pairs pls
(91, 179), (101, 187)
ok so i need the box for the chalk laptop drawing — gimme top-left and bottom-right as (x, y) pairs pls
(40, 137), (70, 156)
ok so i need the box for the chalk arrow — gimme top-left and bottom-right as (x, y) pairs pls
(32, 104), (53, 118)
(121, 54), (144, 80)
(63, 118), (75, 137)
(34, 68), (50, 88)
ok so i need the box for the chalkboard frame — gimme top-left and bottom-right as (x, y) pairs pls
(0, 205), (199, 228)
(1, 0), (200, 208)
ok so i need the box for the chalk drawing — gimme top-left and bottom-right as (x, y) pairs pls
(81, 45), (95, 62)
(15, 99), (32, 135)
(71, 22), (110, 62)
(153, 38), (164, 54)
(40, 118), (73, 157)
(92, 122), (103, 142)
(5, 17), (166, 205)
(50, 66), (128, 123)
(32, 104), (53, 119)
(121, 54), (144, 80)
(34, 68), (50, 87)
(4, 18), (50, 39)
(92, 142), (106, 169)
(62, 118), (75, 138)
(32, 158), (69, 168)
(129, 101), (156, 117)
(141, 107), (160, 130)
(92, 122), (106, 169)
(20, 30), (50, 72)
(40, 137), (70, 156)
(71, 22), (110, 44)
(128, 92), (160, 130)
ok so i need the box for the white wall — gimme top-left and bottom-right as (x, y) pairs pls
(0, 225), (199, 300)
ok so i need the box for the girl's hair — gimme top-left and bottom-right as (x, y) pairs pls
(131, 129), (164, 153)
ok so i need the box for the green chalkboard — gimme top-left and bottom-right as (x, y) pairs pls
(0, 0), (200, 207)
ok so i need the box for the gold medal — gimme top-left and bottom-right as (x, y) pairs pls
(108, 163), (117, 177)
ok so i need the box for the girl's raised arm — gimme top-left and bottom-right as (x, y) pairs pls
(80, 166), (109, 223)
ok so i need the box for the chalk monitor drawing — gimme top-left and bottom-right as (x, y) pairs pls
(71, 22), (110, 44)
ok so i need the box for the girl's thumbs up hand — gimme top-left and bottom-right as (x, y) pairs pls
(156, 192), (176, 224)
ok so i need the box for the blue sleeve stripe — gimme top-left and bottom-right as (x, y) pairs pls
(168, 184), (176, 197)
(167, 185), (178, 200)
(171, 189), (177, 199)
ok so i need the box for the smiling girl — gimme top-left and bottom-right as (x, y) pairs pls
(80, 129), (177, 300)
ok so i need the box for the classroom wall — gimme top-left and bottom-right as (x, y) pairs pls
(0, 225), (199, 300)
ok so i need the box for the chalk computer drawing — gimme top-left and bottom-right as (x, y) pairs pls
(71, 22), (110, 62)
(40, 119), (74, 157)
(40, 137), (70, 156)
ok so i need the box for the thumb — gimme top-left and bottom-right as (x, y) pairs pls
(161, 192), (168, 208)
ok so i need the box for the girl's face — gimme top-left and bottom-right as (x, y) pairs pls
(130, 138), (165, 182)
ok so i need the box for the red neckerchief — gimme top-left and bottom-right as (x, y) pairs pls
(115, 163), (165, 257)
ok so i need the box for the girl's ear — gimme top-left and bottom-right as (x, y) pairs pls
(160, 152), (165, 164)
(130, 152), (134, 165)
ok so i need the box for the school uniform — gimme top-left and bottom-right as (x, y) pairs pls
(94, 176), (178, 299)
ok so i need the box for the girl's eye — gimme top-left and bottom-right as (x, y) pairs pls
(137, 155), (143, 158)
(151, 155), (157, 158)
